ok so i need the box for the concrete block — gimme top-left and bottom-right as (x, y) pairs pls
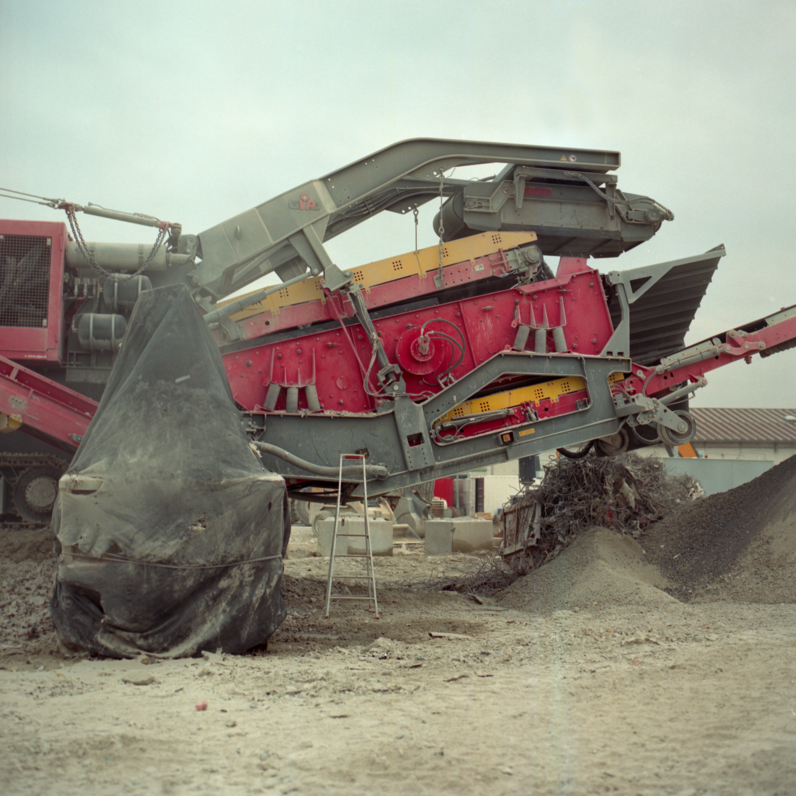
(451, 518), (494, 552)
(316, 517), (394, 557)
(424, 520), (455, 555)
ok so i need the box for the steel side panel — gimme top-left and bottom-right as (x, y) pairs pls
(258, 354), (627, 496)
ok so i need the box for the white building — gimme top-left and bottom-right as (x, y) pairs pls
(686, 407), (796, 464)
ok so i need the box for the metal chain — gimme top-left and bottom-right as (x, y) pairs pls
(412, 205), (419, 254)
(66, 206), (167, 282)
(437, 170), (446, 272)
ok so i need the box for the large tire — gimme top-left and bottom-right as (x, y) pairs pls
(658, 410), (697, 447)
(13, 466), (63, 524)
(557, 440), (594, 459)
(294, 499), (312, 526)
(595, 428), (630, 457)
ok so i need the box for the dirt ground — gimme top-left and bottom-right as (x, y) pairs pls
(2, 457), (796, 796)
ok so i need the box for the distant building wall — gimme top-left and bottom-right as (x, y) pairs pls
(694, 442), (796, 465)
(659, 457), (775, 496)
(479, 475), (522, 516)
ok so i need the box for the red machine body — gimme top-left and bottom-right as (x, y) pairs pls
(222, 256), (614, 416)
(0, 220), (69, 365)
(1, 138), (796, 521)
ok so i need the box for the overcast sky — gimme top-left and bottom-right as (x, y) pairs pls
(1, 0), (794, 408)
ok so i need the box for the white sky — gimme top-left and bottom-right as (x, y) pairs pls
(1, 0), (795, 408)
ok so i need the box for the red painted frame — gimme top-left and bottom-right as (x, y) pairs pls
(0, 220), (68, 364)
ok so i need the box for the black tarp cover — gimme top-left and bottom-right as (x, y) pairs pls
(50, 285), (289, 658)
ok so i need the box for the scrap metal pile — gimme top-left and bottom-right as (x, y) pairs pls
(501, 453), (702, 571)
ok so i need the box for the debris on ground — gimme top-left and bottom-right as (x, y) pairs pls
(501, 452), (702, 571)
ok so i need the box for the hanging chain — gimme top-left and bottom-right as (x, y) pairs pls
(437, 170), (446, 272)
(412, 205), (419, 253)
(66, 206), (167, 282)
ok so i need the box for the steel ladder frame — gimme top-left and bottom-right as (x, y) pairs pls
(323, 454), (380, 619)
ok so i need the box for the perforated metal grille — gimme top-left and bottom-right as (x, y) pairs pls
(0, 234), (51, 328)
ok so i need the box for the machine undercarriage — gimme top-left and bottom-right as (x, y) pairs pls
(0, 138), (794, 523)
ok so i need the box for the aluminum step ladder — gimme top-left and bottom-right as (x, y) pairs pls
(324, 454), (379, 619)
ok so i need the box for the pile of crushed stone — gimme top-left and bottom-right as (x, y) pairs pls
(643, 454), (796, 603)
(497, 527), (682, 614)
(500, 454), (796, 613)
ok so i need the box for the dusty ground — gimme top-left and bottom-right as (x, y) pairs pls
(2, 457), (796, 796)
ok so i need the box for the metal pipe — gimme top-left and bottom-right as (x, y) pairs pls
(66, 241), (192, 272)
(252, 441), (389, 480)
(80, 203), (169, 228)
(659, 378), (707, 405)
(203, 269), (310, 326)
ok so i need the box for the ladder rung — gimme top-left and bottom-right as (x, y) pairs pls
(329, 595), (375, 601)
(331, 553), (372, 558)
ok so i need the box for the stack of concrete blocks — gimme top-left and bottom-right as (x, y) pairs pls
(424, 518), (494, 555)
(316, 516), (394, 557)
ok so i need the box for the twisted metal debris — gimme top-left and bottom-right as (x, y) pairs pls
(501, 452), (702, 572)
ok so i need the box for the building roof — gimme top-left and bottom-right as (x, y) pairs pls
(690, 407), (796, 444)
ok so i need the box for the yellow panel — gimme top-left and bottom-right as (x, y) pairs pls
(437, 371), (626, 424)
(0, 413), (22, 433)
(221, 231), (537, 322)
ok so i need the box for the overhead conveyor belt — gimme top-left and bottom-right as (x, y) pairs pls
(179, 139), (667, 303)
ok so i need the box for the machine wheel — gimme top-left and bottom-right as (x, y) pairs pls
(13, 466), (63, 524)
(312, 510), (332, 536)
(657, 410), (696, 447)
(595, 428), (630, 457)
(558, 440), (595, 459)
(293, 499), (312, 526)
(631, 422), (661, 445)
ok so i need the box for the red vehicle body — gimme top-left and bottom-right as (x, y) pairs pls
(1, 138), (795, 522)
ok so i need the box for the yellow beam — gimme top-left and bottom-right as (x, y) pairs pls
(437, 373), (626, 424)
(221, 231), (537, 322)
(0, 412), (22, 434)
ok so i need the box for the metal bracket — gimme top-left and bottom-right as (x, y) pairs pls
(615, 394), (689, 432)
(344, 283), (405, 392)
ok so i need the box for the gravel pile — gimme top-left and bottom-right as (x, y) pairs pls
(643, 454), (796, 602)
(0, 530), (57, 656)
(1, 454), (794, 661)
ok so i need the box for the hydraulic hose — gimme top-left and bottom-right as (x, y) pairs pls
(251, 441), (389, 480)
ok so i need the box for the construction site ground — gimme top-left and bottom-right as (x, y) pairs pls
(2, 456), (796, 796)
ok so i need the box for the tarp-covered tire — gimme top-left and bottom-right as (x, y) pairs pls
(14, 466), (62, 523)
